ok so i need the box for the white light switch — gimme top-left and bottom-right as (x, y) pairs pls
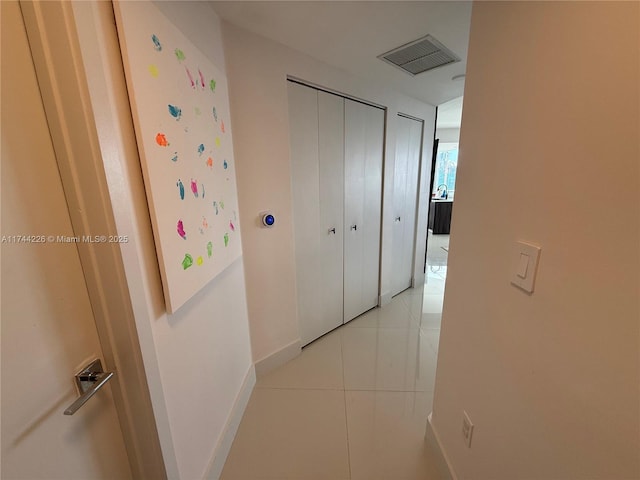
(511, 241), (541, 293)
(516, 253), (529, 278)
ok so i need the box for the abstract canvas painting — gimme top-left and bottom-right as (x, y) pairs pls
(116, 2), (242, 313)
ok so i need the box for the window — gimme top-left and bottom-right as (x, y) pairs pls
(433, 142), (458, 199)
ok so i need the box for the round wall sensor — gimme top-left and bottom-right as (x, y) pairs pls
(261, 212), (275, 228)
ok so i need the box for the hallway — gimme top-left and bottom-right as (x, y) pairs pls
(221, 235), (449, 480)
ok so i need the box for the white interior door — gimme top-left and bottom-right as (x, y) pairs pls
(1, 2), (132, 478)
(318, 91), (345, 338)
(391, 115), (423, 296)
(344, 99), (384, 322)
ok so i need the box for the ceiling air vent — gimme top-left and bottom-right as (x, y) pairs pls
(378, 34), (460, 76)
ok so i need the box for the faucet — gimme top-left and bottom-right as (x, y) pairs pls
(437, 184), (448, 199)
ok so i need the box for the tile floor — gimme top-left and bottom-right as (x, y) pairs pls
(221, 234), (450, 480)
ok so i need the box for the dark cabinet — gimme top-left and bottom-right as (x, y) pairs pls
(428, 200), (453, 234)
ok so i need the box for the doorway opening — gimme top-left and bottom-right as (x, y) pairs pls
(423, 95), (462, 328)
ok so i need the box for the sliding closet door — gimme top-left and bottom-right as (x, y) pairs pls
(391, 115), (424, 296)
(317, 91), (345, 338)
(343, 99), (384, 322)
(288, 82), (322, 345)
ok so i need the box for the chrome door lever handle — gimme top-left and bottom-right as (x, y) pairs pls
(328, 227), (336, 234)
(64, 359), (114, 415)
(395, 216), (401, 222)
(351, 224), (357, 231)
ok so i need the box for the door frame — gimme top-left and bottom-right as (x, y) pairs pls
(425, 108), (439, 273)
(20, 2), (167, 478)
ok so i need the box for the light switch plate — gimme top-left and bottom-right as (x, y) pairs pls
(511, 241), (541, 293)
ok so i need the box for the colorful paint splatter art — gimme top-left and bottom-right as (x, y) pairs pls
(185, 67), (195, 88)
(182, 254), (193, 270)
(177, 179), (185, 199)
(168, 104), (182, 120)
(152, 34), (162, 51)
(156, 133), (169, 146)
(177, 220), (187, 239)
(117, 1), (242, 313)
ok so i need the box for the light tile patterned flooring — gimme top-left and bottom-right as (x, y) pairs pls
(221, 234), (449, 480)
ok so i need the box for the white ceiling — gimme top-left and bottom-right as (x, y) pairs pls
(211, 1), (472, 107)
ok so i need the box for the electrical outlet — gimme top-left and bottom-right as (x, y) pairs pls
(462, 411), (474, 448)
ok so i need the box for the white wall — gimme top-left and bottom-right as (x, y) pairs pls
(71, 3), (254, 479)
(220, 22), (436, 364)
(430, 2), (639, 478)
(435, 127), (460, 143)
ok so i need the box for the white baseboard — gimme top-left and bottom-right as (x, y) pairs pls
(426, 413), (457, 480)
(379, 291), (393, 306)
(254, 339), (301, 378)
(204, 365), (256, 480)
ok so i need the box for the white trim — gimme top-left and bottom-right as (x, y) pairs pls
(379, 291), (393, 306)
(426, 413), (458, 480)
(204, 366), (256, 480)
(287, 76), (386, 111)
(254, 339), (302, 378)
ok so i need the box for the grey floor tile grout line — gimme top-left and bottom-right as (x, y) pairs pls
(255, 386), (436, 393)
(339, 321), (353, 480)
(344, 388), (437, 394)
(255, 386), (347, 391)
(342, 325), (423, 330)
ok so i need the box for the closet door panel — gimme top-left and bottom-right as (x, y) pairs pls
(361, 106), (384, 310)
(288, 82), (322, 345)
(343, 101), (366, 322)
(403, 118), (423, 289)
(318, 91), (345, 336)
(392, 116), (411, 294)
(392, 115), (423, 296)
(404, 118), (423, 256)
(344, 99), (383, 321)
